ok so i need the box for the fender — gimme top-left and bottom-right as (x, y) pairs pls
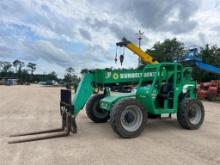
(182, 84), (194, 94)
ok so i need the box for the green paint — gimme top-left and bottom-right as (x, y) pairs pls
(100, 92), (136, 111)
(72, 63), (196, 117)
(99, 63), (196, 115)
(72, 73), (94, 115)
(92, 68), (156, 84)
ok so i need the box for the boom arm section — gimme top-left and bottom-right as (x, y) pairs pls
(72, 73), (94, 115)
(116, 38), (159, 64)
(71, 66), (160, 115)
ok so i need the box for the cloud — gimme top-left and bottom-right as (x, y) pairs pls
(0, 0), (220, 77)
(134, 0), (198, 33)
(86, 18), (138, 41)
(20, 39), (117, 73)
(89, 0), (199, 34)
(23, 40), (75, 66)
(79, 28), (92, 41)
(0, 45), (15, 58)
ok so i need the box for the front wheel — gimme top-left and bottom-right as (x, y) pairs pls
(177, 99), (205, 130)
(86, 94), (109, 123)
(110, 98), (147, 138)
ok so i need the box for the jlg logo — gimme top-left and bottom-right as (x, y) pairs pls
(105, 72), (112, 79)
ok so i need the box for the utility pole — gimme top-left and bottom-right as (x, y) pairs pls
(136, 30), (144, 66)
(136, 30), (144, 48)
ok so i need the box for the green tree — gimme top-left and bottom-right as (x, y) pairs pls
(0, 61), (13, 77)
(0, 61), (5, 72)
(80, 68), (89, 74)
(12, 60), (25, 73)
(27, 62), (37, 75)
(200, 44), (220, 67)
(2, 61), (12, 73)
(13, 60), (22, 73)
(192, 45), (220, 81)
(64, 67), (78, 83)
(27, 62), (37, 82)
(20, 69), (29, 83)
(13, 60), (25, 80)
(48, 71), (58, 81)
(146, 38), (185, 62)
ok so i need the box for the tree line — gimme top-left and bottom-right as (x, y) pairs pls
(0, 60), (39, 83)
(146, 38), (220, 82)
(0, 60), (79, 84)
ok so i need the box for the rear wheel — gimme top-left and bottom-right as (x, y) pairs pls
(110, 98), (147, 138)
(86, 94), (109, 123)
(177, 99), (205, 130)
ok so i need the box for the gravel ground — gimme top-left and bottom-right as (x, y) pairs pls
(0, 85), (220, 165)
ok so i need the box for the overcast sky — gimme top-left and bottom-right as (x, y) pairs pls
(0, 0), (220, 77)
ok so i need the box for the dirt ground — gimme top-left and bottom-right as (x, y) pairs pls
(0, 85), (220, 165)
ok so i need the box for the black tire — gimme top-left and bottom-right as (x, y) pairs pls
(110, 98), (147, 138)
(207, 91), (215, 101)
(177, 99), (205, 130)
(86, 94), (109, 123)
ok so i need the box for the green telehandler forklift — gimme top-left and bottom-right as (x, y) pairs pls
(9, 38), (205, 143)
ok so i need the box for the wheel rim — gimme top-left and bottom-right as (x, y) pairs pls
(188, 103), (202, 125)
(120, 105), (143, 132)
(93, 100), (108, 118)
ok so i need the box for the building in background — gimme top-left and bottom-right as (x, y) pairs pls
(0, 77), (18, 86)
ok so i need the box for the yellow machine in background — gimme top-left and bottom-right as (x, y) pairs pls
(116, 37), (159, 65)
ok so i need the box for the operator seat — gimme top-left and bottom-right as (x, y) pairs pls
(157, 78), (173, 108)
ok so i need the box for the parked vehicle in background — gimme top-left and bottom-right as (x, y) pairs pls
(0, 78), (18, 86)
(197, 80), (220, 101)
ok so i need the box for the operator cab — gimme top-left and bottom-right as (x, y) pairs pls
(154, 64), (183, 109)
(156, 75), (174, 108)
